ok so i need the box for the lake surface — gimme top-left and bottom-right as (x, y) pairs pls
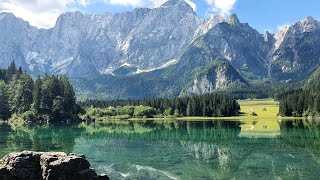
(1, 119), (320, 179)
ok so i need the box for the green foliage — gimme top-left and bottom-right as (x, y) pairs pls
(279, 68), (320, 117)
(163, 107), (174, 116)
(173, 109), (180, 117)
(21, 110), (37, 121)
(0, 62), (80, 121)
(133, 106), (156, 118)
(0, 80), (11, 120)
(84, 105), (156, 119)
(80, 93), (240, 118)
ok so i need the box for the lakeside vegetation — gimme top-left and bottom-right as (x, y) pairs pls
(80, 93), (240, 120)
(1, 62), (319, 122)
(278, 68), (320, 117)
(0, 62), (80, 122)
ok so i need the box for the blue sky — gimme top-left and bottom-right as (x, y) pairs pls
(0, 0), (319, 33)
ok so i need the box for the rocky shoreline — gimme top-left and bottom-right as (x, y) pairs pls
(0, 151), (109, 180)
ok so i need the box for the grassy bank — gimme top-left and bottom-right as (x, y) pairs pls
(86, 99), (280, 121)
(237, 99), (279, 120)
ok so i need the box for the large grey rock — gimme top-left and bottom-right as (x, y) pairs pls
(0, 151), (109, 180)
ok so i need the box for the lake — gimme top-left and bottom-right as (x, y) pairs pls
(1, 119), (320, 179)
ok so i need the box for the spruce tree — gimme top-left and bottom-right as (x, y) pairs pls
(0, 81), (11, 120)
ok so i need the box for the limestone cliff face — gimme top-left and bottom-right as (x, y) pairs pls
(182, 60), (247, 96)
(0, 0), (217, 77)
(270, 17), (320, 80)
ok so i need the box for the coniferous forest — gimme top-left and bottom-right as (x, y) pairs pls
(0, 62), (80, 121)
(79, 93), (240, 118)
(278, 68), (320, 117)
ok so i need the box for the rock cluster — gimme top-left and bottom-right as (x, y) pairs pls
(0, 151), (109, 180)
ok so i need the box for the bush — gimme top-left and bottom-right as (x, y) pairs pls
(250, 112), (258, 116)
(133, 106), (156, 118)
(21, 110), (37, 121)
(174, 109), (180, 117)
(164, 108), (174, 116)
(292, 111), (302, 117)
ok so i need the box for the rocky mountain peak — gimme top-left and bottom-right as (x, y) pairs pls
(194, 14), (225, 37)
(228, 14), (240, 26)
(55, 11), (85, 25)
(298, 16), (319, 32)
(304, 16), (316, 22)
(161, 0), (185, 6)
(161, 0), (194, 13)
(0, 12), (30, 26)
(264, 31), (275, 43)
(0, 12), (15, 20)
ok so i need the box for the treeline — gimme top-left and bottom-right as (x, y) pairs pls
(80, 93), (240, 117)
(226, 82), (300, 100)
(0, 62), (80, 121)
(279, 68), (320, 117)
(279, 90), (320, 117)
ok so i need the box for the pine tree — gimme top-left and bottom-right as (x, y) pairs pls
(60, 76), (76, 117)
(16, 73), (34, 114)
(186, 101), (192, 116)
(5, 61), (16, 81)
(32, 78), (42, 113)
(0, 81), (11, 120)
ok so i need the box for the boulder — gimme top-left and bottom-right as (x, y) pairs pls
(0, 151), (109, 180)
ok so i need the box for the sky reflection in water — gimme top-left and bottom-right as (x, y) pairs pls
(0, 119), (320, 179)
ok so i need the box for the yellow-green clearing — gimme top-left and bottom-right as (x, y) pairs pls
(237, 99), (279, 120)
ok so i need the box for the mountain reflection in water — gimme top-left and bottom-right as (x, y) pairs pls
(1, 119), (320, 179)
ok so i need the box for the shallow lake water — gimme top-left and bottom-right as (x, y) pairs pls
(1, 119), (320, 179)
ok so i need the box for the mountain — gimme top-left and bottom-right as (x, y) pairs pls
(0, 0), (223, 78)
(176, 14), (271, 80)
(181, 60), (248, 96)
(0, 0), (320, 99)
(270, 17), (320, 81)
(305, 67), (320, 91)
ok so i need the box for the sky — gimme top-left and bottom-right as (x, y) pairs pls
(0, 0), (319, 33)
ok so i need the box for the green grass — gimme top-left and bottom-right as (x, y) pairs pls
(236, 99), (281, 137)
(237, 99), (279, 120)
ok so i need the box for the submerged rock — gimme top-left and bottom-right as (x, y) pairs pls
(0, 151), (109, 180)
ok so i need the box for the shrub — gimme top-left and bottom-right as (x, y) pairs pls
(250, 112), (258, 116)
(21, 110), (37, 121)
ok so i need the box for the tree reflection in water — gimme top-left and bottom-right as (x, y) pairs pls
(1, 119), (320, 179)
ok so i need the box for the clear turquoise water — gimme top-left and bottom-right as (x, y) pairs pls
(1, 119), (320, 179)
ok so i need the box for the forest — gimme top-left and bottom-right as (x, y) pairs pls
(278, 68), (320, 117)
(80, 93), (240, 119)
(0, 62), (240, 121)
(0, 62), (80, 121)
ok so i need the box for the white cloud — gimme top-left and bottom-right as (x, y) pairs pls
(0, 0), (89, 28)
(205, 0), (237, 15)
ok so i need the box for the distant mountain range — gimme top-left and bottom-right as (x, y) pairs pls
(0, 0), (319, 99)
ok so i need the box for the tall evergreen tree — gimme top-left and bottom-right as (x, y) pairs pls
(0, 81), (11, 120)
(5, 61), (16, 81)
